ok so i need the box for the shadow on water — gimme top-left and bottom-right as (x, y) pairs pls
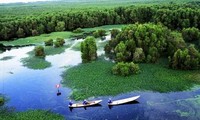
(69, 104), (102, 112)
(108, 100), (139, 109)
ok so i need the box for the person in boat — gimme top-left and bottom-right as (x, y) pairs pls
(69, 100), (73, 106)
(108, 98), (112, 104)
(83, 99), (88, 105)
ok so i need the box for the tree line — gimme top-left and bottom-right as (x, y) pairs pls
(1, 3), (200, 41)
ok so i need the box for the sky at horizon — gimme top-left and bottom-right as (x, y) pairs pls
(0, 0), (50, 4)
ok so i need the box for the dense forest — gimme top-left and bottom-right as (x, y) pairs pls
(1, 1), (200, 41)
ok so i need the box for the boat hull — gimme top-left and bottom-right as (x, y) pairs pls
(69, 100), (102, 108)
(108, 95), (140, 106)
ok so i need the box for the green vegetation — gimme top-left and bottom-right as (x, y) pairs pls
(81, 37), (97, 63)
(73, 28), (84, 33)
(62, 58), (200, 100)
(0, 109), (64, 120)
(44, 39), (53, 46)
(105, 23), (200, 70)
(0, 32), (72, 46)
(21, 51), (51, 70)
(0, 95), (64, 120)
(112, 62), (140, 76)
(45, 45), (70, 56)
(21, 42), (71, 69)
(0, 25), (125, 46)
(1, 1), (200, 41)
(34, 46), (45, 57)
(54, 38), (65, 48)
(182, 27), (200, 42)
(105, 23), (178, 63)
(0, 97), (5, 106)
(169, 45), (200, 70)
(0, 56), (14, 61)
(93, 29), (106, 38)
(13, 110), (64, 120)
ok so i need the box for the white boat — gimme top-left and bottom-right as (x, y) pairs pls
(68, 100), (102, 108)
(108, 95), (140, 106)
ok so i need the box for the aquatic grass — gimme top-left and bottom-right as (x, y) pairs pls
(62, 58), (200, 100)
(21, 51), (51, 70)
(21, 43), (72, 69)
(14, 110), (64, 120)
(0, 56), (14, 61)
(173, 95), (200, 119)
(0, 110), (64, 120)
(44, 45), (70, 56)
(21, 56), (51, 70)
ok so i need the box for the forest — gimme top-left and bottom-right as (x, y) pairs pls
(1, 1), (200, 41)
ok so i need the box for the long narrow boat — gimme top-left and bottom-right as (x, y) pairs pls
(108, 95), (140, 106)
(68, 100), (102, 108)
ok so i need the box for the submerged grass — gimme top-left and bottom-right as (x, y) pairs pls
(45, 45), (70, 56)
(21, 44), (71, 69)
(62, 58), (200, 100)
(21, 51), (51, 70)
(21, 56), (51, 70)
(0, 56), (14, 61)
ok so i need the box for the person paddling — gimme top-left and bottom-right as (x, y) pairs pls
(69, 100), (73, 106)
(83, 99), (88, 105)
(108, 98), (112, 104)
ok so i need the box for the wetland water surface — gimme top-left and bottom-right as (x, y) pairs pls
(0, 37), (200, 120)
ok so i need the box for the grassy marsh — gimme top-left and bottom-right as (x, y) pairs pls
(62, 58), (200, 100)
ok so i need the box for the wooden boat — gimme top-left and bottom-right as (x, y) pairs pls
(108, 95), (140, 106)
(68, 100), (102, 108)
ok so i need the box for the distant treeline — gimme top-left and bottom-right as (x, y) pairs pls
(1, 2), (200, 40)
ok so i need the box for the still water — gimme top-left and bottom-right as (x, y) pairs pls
(0, 37), (200, 120)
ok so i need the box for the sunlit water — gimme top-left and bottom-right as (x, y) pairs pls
(0, 36), (200, 120)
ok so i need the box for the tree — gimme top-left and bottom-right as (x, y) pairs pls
(44, 39), (53, 46)
(55, 21), (65, 32)
(133, 48), (145, 63)
(54, 38), (65, 47)
(93, 29), (106, 38)
(81, 37), (97, 63)
(32, 29), (39, 36)
(169, 45), (200, 70)
(111, 29), (120, 39)
(34, 46), (45, 57)
(112, 62), (140, 76)
(16, 27), (25, 38)
(182, 27), (200, 42)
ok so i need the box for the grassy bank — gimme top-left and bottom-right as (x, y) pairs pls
(62, 58), (200, 100)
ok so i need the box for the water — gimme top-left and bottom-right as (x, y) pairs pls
(0, 37), (200, 120)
